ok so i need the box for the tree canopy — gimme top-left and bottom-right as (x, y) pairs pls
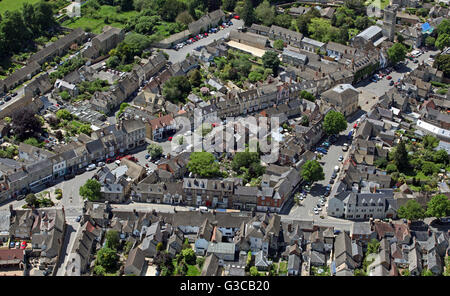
(79, 179), (102, 202)
(95, 247), (119, 272)
(262, 50), (280, 75)
(425, 194), (450, 219)
(322, 110), (347, 135)
(162, 76), (192, 103)
(11, 109), (43, 141)
(105, 230), (120, 250)
(387, 43), (407, 64)
(301, 160), (325, 184)
(147, 143), (163, 159)
(397, 200), (425, 221)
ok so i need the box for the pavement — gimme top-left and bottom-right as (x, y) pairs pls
(161, 19), (244, 64)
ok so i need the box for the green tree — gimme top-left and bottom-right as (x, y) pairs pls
(25, 193), (37, 207)
(176, 11), (194, 25)
(105, 230), (120, 250)
(96, 247), (119, 272)
(421, 161), (438, 176)
(425, 194), (450, 220)
(397, 200), (425, 221)
(425, 36), (436, 48)
(254, 0), (275, 26)
(301, 160), (325, 184)
(393, 141), (409, 171)
(386, 164), (398, 173)
(147, 143), (163, 159)
(436, 34), (450, 51)
(250, 266), (260, 276)
(262, 51), (280, 75)
(437, 19), (450, 36)
(423, 135), (439, 150)
(322, 110), (347, 135)
(240, 0), (255, 27)
(187, 152), (222, 178)
(181, 248), (196, 265)
(93, 265), (106, 276)
(387, 43), (407, 64)
(79, 124), (92, 136)
(434, 149), (449, 165)
(273, 13), (292, 29)
(223, 0), (237, 11)
(301, 115), (309, 127)
(249, 71), (263, 82)
(300, 90), (315, 102)
(79, 179), (102, 201)
(273, 39), (285, 51)
(367, 239), (380, 255)
(59, 91), (70, 101)
(188, 69), (202, 87)
(421, 269), (434, 276)
(433, 54), (450, 78)
(162, 76), (192, 103)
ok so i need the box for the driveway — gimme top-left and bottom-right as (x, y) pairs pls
(162, 19), (244, 64)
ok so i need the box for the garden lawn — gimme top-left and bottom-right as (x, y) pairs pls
(0, 0), (41, 13)
(62, 5), (138, 34)
(186, 264), (201, 276)
(278, 261), (288, 275)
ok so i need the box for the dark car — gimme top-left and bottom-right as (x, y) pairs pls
(4, 96), (11, 101)
(75, 216), (81, 223)
(389, 80), (394, 86)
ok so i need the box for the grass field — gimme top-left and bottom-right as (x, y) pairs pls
(0, 0), (41, 13)
(62, 5), (138, 34)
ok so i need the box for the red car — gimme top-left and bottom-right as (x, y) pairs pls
(106, 158), (113, 164)
(386, 75), (392, 80)
(145, 164), (149, 168)
(353, 123), (358, 128)
(168, 137), (173, 141)
(234, 15), (240, 19)
(20, 241), (27, 250)
(204, 33), (208, 37)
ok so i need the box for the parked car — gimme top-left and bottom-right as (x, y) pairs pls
(4, 96), (11, 101)
(20, 241), (27, 249)
(234, 15), (240, 19)
(75, 216), (81, 222)
(9, 242), (15, 248)
(389, 80), (394, 86)
(115, 160), (121, 165)
(386, 75), (392, 80)
(86, 164), (96, 171)
(322, 141), (330, 148)
(342, 143), (349, 151)
(97, 162), (105, 167)
(15, 242), (20, 248)
(338, 155), (344, 162)
(145, 154), (150, 159)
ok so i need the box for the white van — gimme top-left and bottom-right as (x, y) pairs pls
(199, 206), (208, 213)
